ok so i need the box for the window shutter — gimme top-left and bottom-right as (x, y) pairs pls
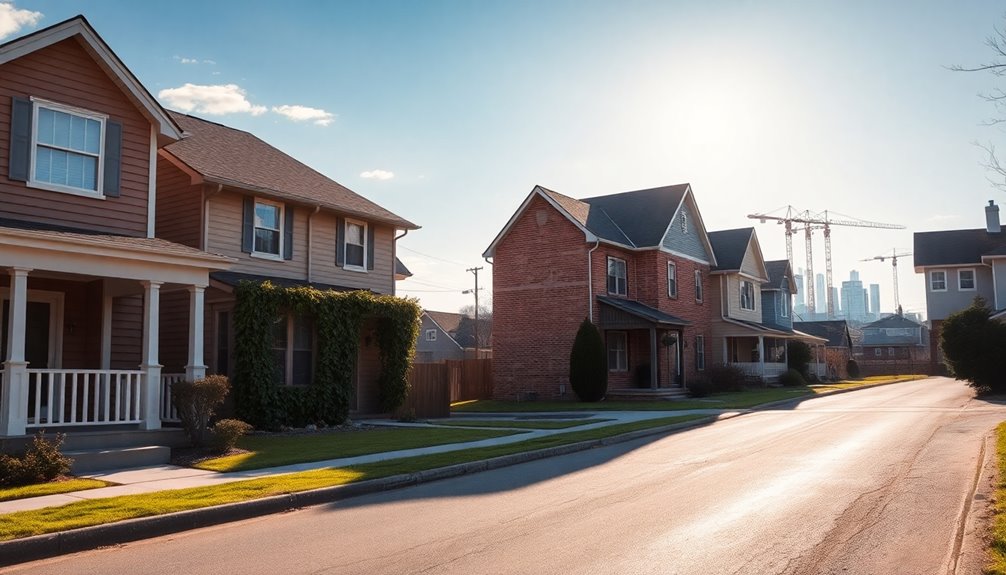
(8, 97), (32, 182)
(366, 224), (375, 270)
(283, 205), (294, 260)
(241, 197), (254, 253)
(336, 216), (345, 266)
(102, 120), (122, 197)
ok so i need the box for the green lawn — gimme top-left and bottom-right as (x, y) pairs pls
(452, 388), (813, 413)
(196, 427), (524, 472)
(809, 375), (926, 393)
(985, 421), (1006, 575)
(432, 419), (613, 429)
(0, 478), (112, 503)
(0, 414), (706, 541)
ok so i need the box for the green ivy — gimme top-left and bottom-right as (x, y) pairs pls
(233, 282), (421, 429)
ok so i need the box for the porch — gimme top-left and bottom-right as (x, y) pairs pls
(715, 319), (829, 382)
(596, 296), (690, 391)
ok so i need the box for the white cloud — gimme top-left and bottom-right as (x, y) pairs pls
(272, 104), (336, 126)
(0, 2), (42, 40)
(360, 169), (395, 180)
(158, 83), (267, 116)
(174, 56), (216, 65)
(203, 59), (216, 65)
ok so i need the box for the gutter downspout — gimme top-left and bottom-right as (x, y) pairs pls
(587, 239), (601, 322)
(307, 205), (321, 284)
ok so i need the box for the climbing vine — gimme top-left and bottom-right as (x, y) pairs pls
(233, 281), (421, 429)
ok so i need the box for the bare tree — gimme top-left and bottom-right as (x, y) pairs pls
(457, 301), (492, 350)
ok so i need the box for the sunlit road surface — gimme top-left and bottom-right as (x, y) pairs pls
(9, 377), (1003, 575)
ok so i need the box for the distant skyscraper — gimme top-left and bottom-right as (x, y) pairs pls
(815, 273), (826, 314)
(831, 286), (840, 318)
(869, 283), (881, 319)
(794, 269), (806, 316)
(840, 270), (868, 323)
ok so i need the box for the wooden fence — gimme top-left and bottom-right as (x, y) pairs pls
(402, 358), (493, 418)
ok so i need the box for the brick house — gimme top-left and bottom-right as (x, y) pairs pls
(793, 320), (853, 378)
(484, 184), (717, 400)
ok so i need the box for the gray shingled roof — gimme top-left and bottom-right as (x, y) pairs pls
(165, 112), (417, 230)
(709, 228), (755, 271)
(762, 260), (791, 291)
(914, 228), (1006, 267)
(793, 321), (852, 348)
(425, 310), (463, 335)
(597, 296), (690, 326)
(395, 257), (412, 278)
(862, 315), (922, 330)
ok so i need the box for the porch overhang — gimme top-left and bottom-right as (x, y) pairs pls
(596, 296), (690, 330)
(721, 319), (827, 344)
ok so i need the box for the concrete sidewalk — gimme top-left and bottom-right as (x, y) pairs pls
(0, 409), (731, 515)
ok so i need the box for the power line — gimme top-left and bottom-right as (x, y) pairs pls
(398, 246), (470, 267)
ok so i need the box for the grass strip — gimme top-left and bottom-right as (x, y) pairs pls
(452, 388), (813, 413)
(0, 479), (112, 503)
(0, 414), (706, 541)
(431, 419), (613, 430)
(197, 427), (521, 472)
(986, 421), (1006, 575)
(809, 375), (926, 394)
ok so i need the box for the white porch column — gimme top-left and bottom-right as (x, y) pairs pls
(649, 327), (658, 390)
(140, 280), (162, 430)
(100, 293), (113, 370)
(184, 285), (207, 381)
(1, 268), (31, 436)
(757, 335), (765, 379)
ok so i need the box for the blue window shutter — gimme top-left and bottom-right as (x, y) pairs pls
(366, 224), (375, 270)
(241, 197), (254, 253)
(102, 120), (122, 197)
(336, 216), (345, 266)
(283, 205), (294, 260)
(9, 97), (32, 182)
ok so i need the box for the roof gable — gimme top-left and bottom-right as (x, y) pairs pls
(862, 314), (922, 329)
(763, 260), (795, 291)
(0, 15), (182, 143)
(709, 228), (769, 280)
(660, 188), (715, 264)
(793, 320), (852, 348)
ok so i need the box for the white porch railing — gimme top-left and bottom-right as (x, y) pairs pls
(161, 373), (186, 423)
(734, 362), (788, 380)
(25, 369), (144, 428)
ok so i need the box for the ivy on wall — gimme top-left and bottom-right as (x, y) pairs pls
(232, 281), (421, 429)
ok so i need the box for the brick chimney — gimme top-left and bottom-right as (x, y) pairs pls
(987, 200), (1001, 234)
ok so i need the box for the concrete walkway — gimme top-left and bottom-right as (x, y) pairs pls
(0, 409), (734, 515)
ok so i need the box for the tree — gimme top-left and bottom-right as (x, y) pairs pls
(787, 341), (813, 377)
(456, 302), (492, 350)
(940, 297), (1006, 392)
(569, 318), (607, 402)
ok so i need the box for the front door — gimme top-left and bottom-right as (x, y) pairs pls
(1, 300), (52, 367)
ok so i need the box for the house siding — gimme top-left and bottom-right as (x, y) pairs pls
(993, 259), (1006, 310)
(415, 315), (464, 363)
(158, 289), (190, 374)
(310, 211), (395, 294)
(110, 294), (142, 370)
(155, 160), (202, 248)
(722, 274), (761, 322)
(761, 286), (792, 331)
(661, 200), (710, 262)
(0, 38), (152, 236)
(923, 266), (995, 320)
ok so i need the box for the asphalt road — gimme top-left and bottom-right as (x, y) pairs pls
(7, 377), (1004, 575)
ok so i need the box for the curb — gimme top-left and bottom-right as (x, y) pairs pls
(0, 416), (716, 567)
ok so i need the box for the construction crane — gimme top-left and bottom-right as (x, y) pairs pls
(748, 207), (905, 318)
(862, 250), (912, 314)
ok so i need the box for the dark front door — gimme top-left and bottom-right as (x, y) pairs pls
(1, 300), (51, 367)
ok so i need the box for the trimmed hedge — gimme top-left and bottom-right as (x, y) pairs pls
(233, 282), (421, 429)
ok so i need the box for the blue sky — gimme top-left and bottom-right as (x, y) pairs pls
(2, 1), (1004, 317)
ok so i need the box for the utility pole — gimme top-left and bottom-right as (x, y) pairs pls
(465, 267), (483, 357)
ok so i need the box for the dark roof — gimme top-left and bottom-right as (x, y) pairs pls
(862, 314), (922, 329)
(914, 228), (1006, 267)
(763, 260), (791, 290)
(165, 112), (417, 230)
(395, 257), (412, 278)
(210, 271), (359, 292)
(708, 228), (754, 271)
(723, 317), (793, 336)
(539, 184), (690, 248)
(597, 296), (690, 326)
(793, 321), (851, 348)
(425, 310), (463, 335)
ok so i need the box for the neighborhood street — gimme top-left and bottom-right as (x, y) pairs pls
(7, 377), (1003, 575)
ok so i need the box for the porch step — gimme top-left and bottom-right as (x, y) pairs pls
(66, 445), (171, 474)
(605, 388), (690, 401)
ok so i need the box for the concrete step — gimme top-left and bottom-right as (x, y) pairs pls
(65, 445), (172, 474)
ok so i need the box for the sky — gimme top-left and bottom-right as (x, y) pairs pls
(2, 0), (1004, 319)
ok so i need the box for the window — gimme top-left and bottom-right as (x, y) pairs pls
(681, 212), (688, 234)
(425, 329), (437, 342)
(667, 261), (678, 298)
(695, 270), (703, 302)
(345, 220), (367, 269)
(272, 313), (314, 386)
(607, 257), (627, 296)
(695, 335), (705, 370)
(888, 347), (895, 357)
(930, 270), (947, 292)
(780, 292), (789, 317)
(31, 100), (105, 195)
(958, 269), (976, 291)
(874, 348), (882, 357)
(253, 200), (282, 257)
(740, 280), (755, 311)
(607, 331), (627, 371)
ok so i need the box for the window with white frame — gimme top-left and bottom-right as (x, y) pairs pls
(425, 329), (437, 342)
(930, 270), (947, 292)
(740, 280), (756, 311)
(958, 269), (976, 291)
(780, 292), (789, 317)
(607, 331), (627, 371)
(667, 261), (678, 298)
(694, 270), (703, 302)
(253, 200), (283, 257)
(695, 335), (705, 370)
(31, 101), (105, 195)
(345, 220), (367, 269)
(607, 257), (627, 296)
(272, 313), (314, 386)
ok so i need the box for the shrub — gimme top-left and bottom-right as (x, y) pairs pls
(211, 419), (253, 452)
(569, 318), (607, 402)
(846, 359), (861, 379)
(687, 377), (714, 398)
(787, 341), (813, 376)
(941, 297), (1006, 393)
(0, 431), (72, 487)
(704, 363), (747, 393)
(172, 375), (231, 447)
(778, 368), (806, 387)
